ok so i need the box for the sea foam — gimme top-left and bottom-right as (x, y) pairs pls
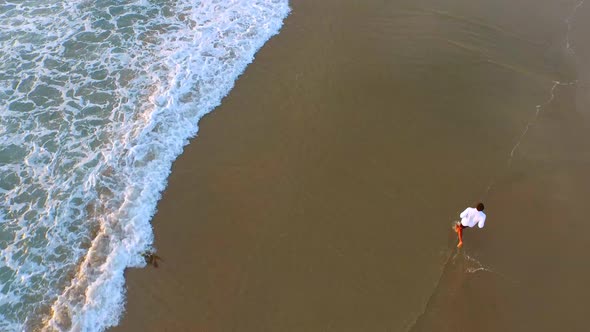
(0, 0), (290, 331)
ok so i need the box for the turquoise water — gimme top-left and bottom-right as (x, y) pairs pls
(0, 0), (289, 330)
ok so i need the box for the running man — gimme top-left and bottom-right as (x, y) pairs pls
(454, 202), (486, 248)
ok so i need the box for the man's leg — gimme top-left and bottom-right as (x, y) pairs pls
(455, 222), (464, 248)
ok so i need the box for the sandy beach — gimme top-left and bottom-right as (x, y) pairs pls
(112, 1), (590, 331)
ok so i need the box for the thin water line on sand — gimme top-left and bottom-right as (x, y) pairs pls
(404, 248), (455, 332)
(482, 79), (574, 196)
(506, 80), (575, 166)
(482, 0), (584, 198)
(566, 0), (585, 52)
(483, 78), (575, 195)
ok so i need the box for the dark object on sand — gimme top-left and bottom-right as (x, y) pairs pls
(142, 252), (162, 268)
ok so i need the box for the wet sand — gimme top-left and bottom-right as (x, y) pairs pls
(112, 0), (590, 331)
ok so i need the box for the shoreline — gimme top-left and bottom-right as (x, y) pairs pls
(111, 1), (590, 331)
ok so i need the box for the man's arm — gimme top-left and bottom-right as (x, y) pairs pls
(477, 215), (486, 228)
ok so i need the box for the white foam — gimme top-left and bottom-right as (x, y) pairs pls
(0, 0), (290, 331)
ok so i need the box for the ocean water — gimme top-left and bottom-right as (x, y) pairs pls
(0, 0), (289, 330)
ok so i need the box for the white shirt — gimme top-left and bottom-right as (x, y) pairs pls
(460, 207), (486, 228)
